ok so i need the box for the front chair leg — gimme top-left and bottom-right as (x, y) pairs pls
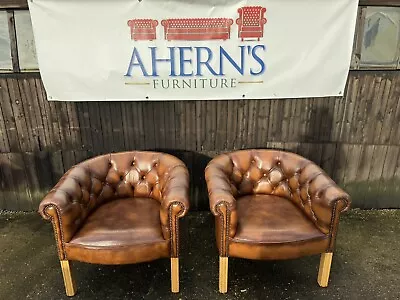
(60, 260), (76, 296)
(317, 252), (333, 287)
(219, 257), (228, 293)
(171, 258), (179, 293)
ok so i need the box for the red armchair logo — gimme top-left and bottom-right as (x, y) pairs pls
(236, 6), (267, 41)
(127, 19), (159, 41)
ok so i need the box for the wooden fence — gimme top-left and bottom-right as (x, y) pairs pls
(0, 70), (399, 210)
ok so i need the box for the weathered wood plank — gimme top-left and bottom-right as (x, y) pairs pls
(22, 152), (51, 207)
(75, 102), (92, 150)
(194, 101), (202, 151)
(387, 76), (400, 145)
(8, 152), (32, 210)
(342, 144), (363, 184)
(154, 102), (166, 149)
(62, 150), (76, 172)
(256, 99), (270, 147)
(339, 75), (358, 142)
(215, 100), (228, 151)
(370, 76), (390, 144)
(0, 81), (10, 152)
(0, 153), (19, 210)
(120, 102), (134, 150)
(320, 143), (337, 178)
(27, 78), (48, 149)
(229, 100), (239, 150)
(142, 102), (156, 150)
(0, 0), (28, 9)
(49, 150), (64, 185)
(98, 102), (114, 152)
(359, 0), (400, 6)
(18, 78), (42, 150)
(133, 101), (146, 150)
(36, 78), (62, 149)
(7, 78), (32, 151)
(380, 75), (399, 144)
(246, 99), (258, 148)
(204, 101), (216, 150)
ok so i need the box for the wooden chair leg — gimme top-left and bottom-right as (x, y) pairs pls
(318, 252), (333, 287)
(60, 260), (76, 296)
(219, 257), (228, 293)
(171, 258), (179, 293)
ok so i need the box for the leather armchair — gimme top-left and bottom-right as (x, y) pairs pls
(205, 150), (350, 293)
(39, 151), (189, 296)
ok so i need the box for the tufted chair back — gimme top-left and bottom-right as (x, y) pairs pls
(206, 150), (347, 234)
(40, 151), (187, 242)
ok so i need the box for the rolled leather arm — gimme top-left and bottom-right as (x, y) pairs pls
(205, 164), (237, 216)
(159, 164), (189, 257)
(205, 162), (238, 251)
(38, 166), (91, 244)
(297, 162), (351, 233)
(160, 164), (190, 217)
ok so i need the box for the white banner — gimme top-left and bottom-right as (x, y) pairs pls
(28, 0), (358, 101)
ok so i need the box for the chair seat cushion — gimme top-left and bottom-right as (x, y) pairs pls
(65, 198), (169, 264)
(228, 195), (329, 260)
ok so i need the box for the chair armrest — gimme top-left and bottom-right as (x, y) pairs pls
(159, 164), (189, 257)
(205, 163), (238, 254)
(38, 166), (92, 245)
(236, 18), (242, 26)
(205, 164), (237, 216)
(160, 164), (190, 217)
(296, 162), (351, 234)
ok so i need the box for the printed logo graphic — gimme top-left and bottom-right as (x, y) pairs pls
(127, 19), (159, 41)
(236, 6), (267, 41)
(125, 7), (267, 91)
(127, 7), (267, 41)
(161, 18), (233, 41)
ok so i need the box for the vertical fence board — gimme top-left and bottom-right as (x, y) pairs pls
(7, 78), (32, 151)
(0, 81), (10, 152)
(0, 153), (19, 210)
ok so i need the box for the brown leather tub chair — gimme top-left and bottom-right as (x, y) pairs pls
(205, 150), (350, 293)
(39, 151), (189, 296)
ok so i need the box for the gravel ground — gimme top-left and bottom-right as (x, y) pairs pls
(0, 209), (399, 300)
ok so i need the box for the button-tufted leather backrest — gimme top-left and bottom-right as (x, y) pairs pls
(207, 150), (345, 234)
(43, 151), (186, 242)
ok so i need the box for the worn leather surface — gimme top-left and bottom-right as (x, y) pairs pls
(205, 149), (350, 259)
(234, 195), (326, 243)
(65, 198), (169, 264)
(39, 151), (189, 263)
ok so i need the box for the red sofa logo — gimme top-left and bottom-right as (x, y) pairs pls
(127, 6), (267, 41)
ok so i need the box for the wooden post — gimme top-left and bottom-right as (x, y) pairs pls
(60, 260), (76, 296)
(171, 258), (179, 293)
(219, 257), (228, 293)
(318, 252), (333, 287)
